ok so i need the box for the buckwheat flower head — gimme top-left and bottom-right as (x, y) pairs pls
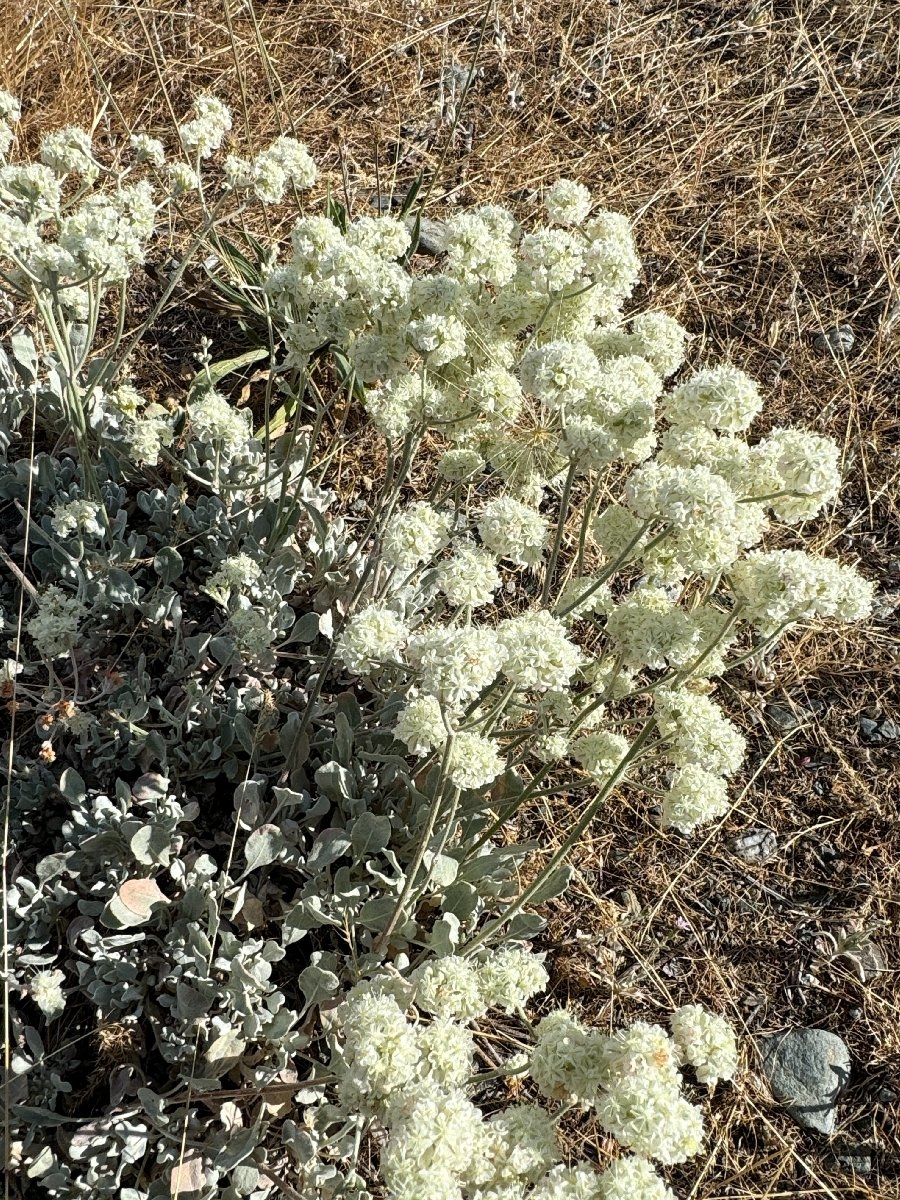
(415, 1018), (475, 1088)
(447, 732), (505, 790)
(0, 91), (20, 124)
(730, 549), (874, 635)
(348, 214), (410, 259)
(596, 1155), (677, 1200)
(0, 163), (62, 220)
(0, 211), (41, 261)
(598, 1083), (704, 1165)
(757, 426), (841, 522)
(30, 969), (66, 1020)
(605, 587), (702, 671)
(531, 1163), (605, 1200)
(188, 388), (252, 455)
(227, 606), (275, 658)
(407, 626), (505, 705)
(254, 135), (316, 196)
(336, 991), (421, 1106)
(593, 503), (647, 563)
(499, 610), (583, 692)
(478, 947), (549, 1012)
(412, 956), (486, 1020)
(0, 121), (13, 156)
(654, 689), (746, 776)
(530, 1010), (603, 1102)
(573, 730), (631, 781)
(26, 586), (88, 658)
(583, 355), (663, 423)
(167, 161), (200, 196)
(205, 553), (262, 602)
(438, 447), (485, 482)
(630, 310), (688, 378)
(382, 501), (452, 572)
(130, 133), (166, 166)
(467, 363), (524, 424)
(58, 180), (156, 281)
(668, 1008), (738, 1093)
(664, 365), (762, 432)
(533, 731), (571, 762)
(347, 330), (406, 382)
(394, 694), (448, 756)
(444, 208), (517, 285)
(478, 495), (547, 567)
(178, 94), (232, 159)
(519, 339), (601, 410)
(546, 178), (592, 226)
(438, 541), (501, 608)
(409, 313), (468, 366)
(50, 499), (103, 538)
(476, 1104), (560, 1189)
(126, 407), (174, 463)
(363, 378), (417, 440)
(662, 764), (730, 833)
(626, 462), (742, 576)
(40, 126), (97, 179)
(338, 603), (408, 674)
(520, 227), (585, 292)
(223, 154), (256, 191)
(594, 1022), (703, 1164)
(583, 211), (641, 297)
(559, 415), (617, 470)
(381, 1082), (484, 1199)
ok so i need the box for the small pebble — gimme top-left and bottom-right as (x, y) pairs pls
(834, 1148), (873, 1176)
(765, 702), (803, 730)
(813, 325), (854, 356)
(731, 827), (778, 863)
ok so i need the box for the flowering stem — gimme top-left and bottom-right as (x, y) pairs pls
(460, 719), (655, 956)
(541, 458), (579, 606)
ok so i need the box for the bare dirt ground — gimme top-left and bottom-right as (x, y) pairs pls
(4, 0), (899, 1195)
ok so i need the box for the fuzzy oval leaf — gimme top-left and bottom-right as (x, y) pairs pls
(350, 812), (391, 857)
(153, 547), (184, 585)
(244, 824), (284, 872)
(170, 1153), (209, 1197)
(102, 878), (170, 928)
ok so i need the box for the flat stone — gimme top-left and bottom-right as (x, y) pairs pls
(759, 1028), (851, 1134)
(730, 826), (778, 863)
(860, 712), (899, 744)
(813, 325), (854, 356)
(834, 1147), (873, 1176)
(405, 214), (447, 257)
(765, 702), (803, 730)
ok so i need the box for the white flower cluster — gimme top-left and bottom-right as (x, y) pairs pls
(29, 969), (66, 1020)
(331, 953), (729, 1200)
(26, 586), (88, 658)
(50, 499), (104, 538)
(669, 1004), (739, 1085)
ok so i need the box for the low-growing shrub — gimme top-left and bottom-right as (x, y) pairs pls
(0, 92), (872, 1198)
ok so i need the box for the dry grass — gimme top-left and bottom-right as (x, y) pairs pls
(3, 0), (900, 1195)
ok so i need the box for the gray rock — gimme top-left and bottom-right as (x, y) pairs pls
(765, 702), (803, 730)
(834, 1147), (873, 1175)
(731, 826), (778, 863)
(759, 1028), (851, 1134)
(406, 214), (447, 257)
(813, 325), (854, 356)
(860, 712), (899, 744)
